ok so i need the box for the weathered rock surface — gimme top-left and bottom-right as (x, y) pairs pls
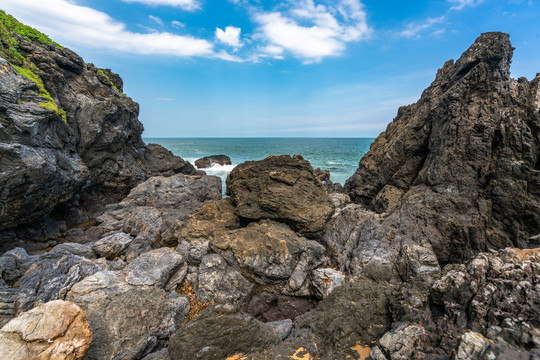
(168, 304), (280, 360)
(0, 17), (195, 247)
(210, 220), (325, 296)
(66, 270), (187, 360)
(226, 155), (334, 238)
(345, 32), (540, 263)
(194, 154), (231, 169)
(0, 300), (92, 360)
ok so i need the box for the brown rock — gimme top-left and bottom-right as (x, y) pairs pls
(0, 300), (92, 360)
(226, 155), (334, 238)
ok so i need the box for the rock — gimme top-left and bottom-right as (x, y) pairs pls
(210, 220), (325, 295)
(142, 349), (171, 360)
(267, 319), (293, 341)
(177, 198), (240, 245)
(194, 154), (232, 169)
(239, 291), (316, 322)
(0, 17), (196, 246)
(124, 248), (187, 291)
(311, 268), (346, 299)
(168, 304), (280, 360)
(370, 323), (431, 360)
(92, 232), (133, 259)
(0, 247), (38, 284)
(226, 155), (334, 238)
(196, 253), (252, 304)
(345, 32), (540, 264)
(0, 286), (17, 328)
(85, 173), (222, 248)
(455, 331), (490, 360)
(66, 270), (185, 360)
(0, 300), (91, 360)
(293, 280), (392, 357)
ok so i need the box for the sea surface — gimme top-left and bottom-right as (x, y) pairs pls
(143, 138), (374, 191)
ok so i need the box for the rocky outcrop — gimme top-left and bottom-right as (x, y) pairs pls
(226, 155), (334, 238)
(194, 154), (231, 169)
(0, 13), (195, 248)
(345, 32), (540, 263)
(0, 300), (92, 360)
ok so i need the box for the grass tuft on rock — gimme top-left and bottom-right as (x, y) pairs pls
(13, 64), (67, 122)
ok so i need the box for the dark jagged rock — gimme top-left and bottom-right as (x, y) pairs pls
(345, 32), (540, 263)
(168, 304), (280, 360)
(226, 155), (334, 238)
(194, 154), (231, 169)
(0, 21), (195, 248)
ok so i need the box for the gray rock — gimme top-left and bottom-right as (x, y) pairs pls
(311, 268), (346, 299)
(455, 331), (490, 360)
(168, 304), (280, 360)
(142, 349), (171, 360)
(371, 323), (430, 360)
(266, 319), (293, 341)
(0, 248), (38, 283)
(196, 253), (252, 304)
(124, 248), (187, 291)
(66, 270), (185, 360)
(92, 232), (133, 259)
(210, 220), (325, 296)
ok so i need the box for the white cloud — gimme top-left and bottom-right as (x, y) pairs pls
(399, 16), (446, 38)
(148, 15), (163, 25)
(448, 0), (484, 10)
(155, 97), (176, 101)
(253, 0), (371, 63)
(1, 0), (214, 58)
(215, 26), (243, 48)
(121, 0), (200, 11)
(171, 20), (185, 28)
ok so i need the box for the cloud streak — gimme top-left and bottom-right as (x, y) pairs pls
(399, 16), (446, 38)
(253, 0), (371, 63)
(121, 0), (200, 11)
(1, 0), (215, 57)
(448, 0), (484, 10)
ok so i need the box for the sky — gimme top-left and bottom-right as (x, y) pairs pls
(1, 0), (539, 137)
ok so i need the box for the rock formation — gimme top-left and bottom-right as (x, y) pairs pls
(0, 11), (195, 250)
(194, 154), (232, 169)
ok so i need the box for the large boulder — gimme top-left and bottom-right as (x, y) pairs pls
(210, 220), (325, 296)
(0, 300), (92, 360)
(66, 270), (187, 360)
(168, 304), (280, 360)
(226, 155), (334, 238)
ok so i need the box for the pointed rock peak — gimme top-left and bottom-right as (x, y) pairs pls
(454, 32), (513, 78)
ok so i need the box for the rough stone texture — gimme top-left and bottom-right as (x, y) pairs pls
(345, 32), (540, 264)
(195, 253), (252, 304)
(455, 331), (490, 360)
(124, 248), (187, 291)
(210, 220), (325, 296)
(168, 304), (280, 360)
(66, 270), (185, 360)
(370, 323), (430, 360)
(82, 173), (222, 248)
(226, 155), (334, 238)
(267, 319), (293, 341)
(0, 300), (91, 360)
(0, 28), (195, 247)
(177, 198), (240, 245)
(92, 232), (133, 259)
(194, 154), (231, 169)
(239, 291), (316, 322)
(293, 280), (392, 358)
(311, 268), (346, 299)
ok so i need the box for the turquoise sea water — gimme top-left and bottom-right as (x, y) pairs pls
(143, 138), (374, 190)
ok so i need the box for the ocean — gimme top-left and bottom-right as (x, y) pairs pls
(143, 138), (374, 191)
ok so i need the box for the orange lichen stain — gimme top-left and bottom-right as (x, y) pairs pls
(290, 347), (313, 360)
(348, 342), (371, 360)
(226, 354), (247, 360)
(509, 248), (540, 260)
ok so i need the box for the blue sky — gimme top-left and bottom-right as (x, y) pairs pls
(2, 0), (539, 137)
